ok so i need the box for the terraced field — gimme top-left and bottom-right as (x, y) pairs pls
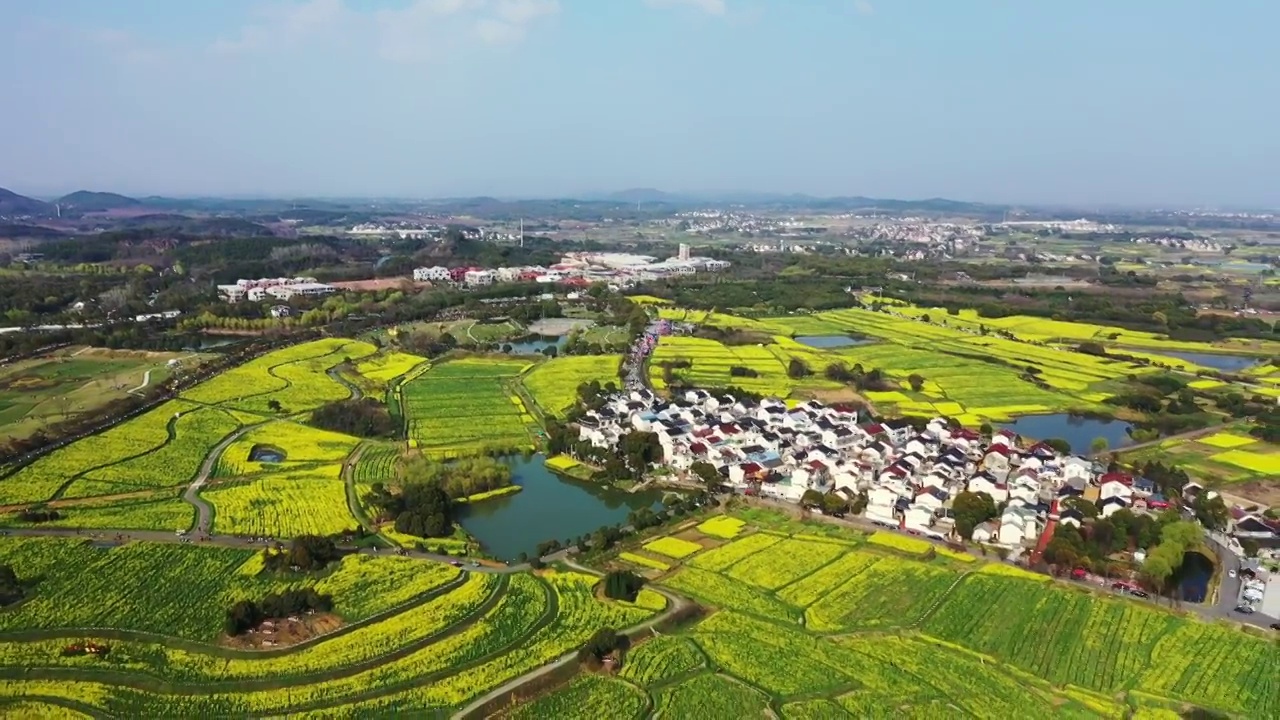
(0, 536), (663, 717)
(649, 336), (846, 398)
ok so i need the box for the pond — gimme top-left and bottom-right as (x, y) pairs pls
(506, 335), (568, 355)
(1156, 350), (1261, 373)
(794, 335), (876, 349)
(1172, 551), (1216, 604)
(248, 445), (285, 463)
(453, 454), (666, 561)
(999, 414), (1133, 454)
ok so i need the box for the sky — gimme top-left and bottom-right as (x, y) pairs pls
(1, 0), (1277, 207)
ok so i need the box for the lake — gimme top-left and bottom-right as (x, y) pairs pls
(1157, 350), (1261, 373)
(794, 335), (875, 349)
(454, 454), (666, 561)
(506, 335), (568, 355)
(1000, 413), (1133, 454)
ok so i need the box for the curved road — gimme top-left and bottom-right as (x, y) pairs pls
(183, 423), (261, 534)
(327, 367), (364, 401)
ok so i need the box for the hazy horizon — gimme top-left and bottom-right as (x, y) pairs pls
(3, 1), (1278, 208)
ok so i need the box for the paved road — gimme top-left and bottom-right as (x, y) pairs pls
(327, 367), (363, 401)
(183, 423), (260, 534)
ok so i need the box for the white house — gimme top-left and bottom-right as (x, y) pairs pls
(413, 266), (451, 282)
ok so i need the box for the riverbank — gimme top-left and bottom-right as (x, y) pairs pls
(455, 485), (522, 504)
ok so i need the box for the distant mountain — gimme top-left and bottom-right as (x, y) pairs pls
(0, 187), (53, 217)
(605, 188), (679, 204)
(56, 190), (140, 212)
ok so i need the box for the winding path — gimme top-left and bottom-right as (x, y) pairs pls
(126, 369), (152, 395)
(183, 423), (260, 534)
(327, 366), (363, 401)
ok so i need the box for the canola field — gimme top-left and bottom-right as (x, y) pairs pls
(1122, 422), (1280, 488)
(516, 510), (1274, 719)
(400, 358), (537, 457)
(520, 354), (622, 417)
(182, 338), (376, 414)
(649, 336), (846, 398)
(0, 536), (663, 717)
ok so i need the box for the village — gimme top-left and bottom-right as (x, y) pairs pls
(573, 386), (1280, 621)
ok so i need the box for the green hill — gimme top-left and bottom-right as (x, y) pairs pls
(56, 190), (140, 212)
(0, 187), (53, 217)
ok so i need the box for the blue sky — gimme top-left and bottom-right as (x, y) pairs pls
(1, 1), (1276, 207)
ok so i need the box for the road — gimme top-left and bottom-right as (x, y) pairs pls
(183, 423), (259, 534)
(1097, 424), (1220, 458)
(327, 367), (363, 401)
(127, 369), (152, 395)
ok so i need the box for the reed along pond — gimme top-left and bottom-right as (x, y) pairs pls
(453, 454), (665, 561)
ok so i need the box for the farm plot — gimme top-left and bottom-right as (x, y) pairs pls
(805, 556), (958, 631)
(922, 573), (1178, 693)
(649, 336), (843, 398)
(776, 550), (882, 607)
(724, 537), (846, 590)
(216, 421), (358, 477)
(401, 358), (534, 457)
(501, 674), (648, 720)
(663, 566), (801, 623)
(619, 636), (706, 687)
(1120, 428), (1280, 491)
(354, 351), (427, 384)
(642, 536), (704, 560)
(686, 532), (782, 572)
(1137, 621), (1279, 717)
(0, 494), (194, 532)
(655, 673), (771, 720)
(0, 398), (200, 505)
(202, 464), (353, 538)
(520, 355), (622, 417)
(695, 515), (745, 539)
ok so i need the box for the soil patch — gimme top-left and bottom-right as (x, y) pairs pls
(331, 278), (430, 292)
(220, 613), (343, 649)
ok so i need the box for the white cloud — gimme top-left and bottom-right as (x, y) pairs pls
(211, 0), (558, 62)
(643, 0), (727, 16)
(853, 0), (874, 16)
(211, 0), (348, 54)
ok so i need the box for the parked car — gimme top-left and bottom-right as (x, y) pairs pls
(1228, 569), (1237, 579)
(1233, 604), (1256, 614)
(1128, 589), (1149, 599)
(450, 560), (463, 567)
(1269, 623), (1280, 631)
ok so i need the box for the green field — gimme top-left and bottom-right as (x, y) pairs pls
(514, 510), (1275, 719)
(1122, 421), (1280, 492)
(182, 338), (376, 414)
(0, 347), (202, 443)
(400, 357), (537, 457)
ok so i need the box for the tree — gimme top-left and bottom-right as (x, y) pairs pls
(0, 564), (23, 607)
(1090, 437), (1109, 454)
(602, 570), (645, 602)
(577, 627), (629, 667)
(951, 491), (997, 540)
(907, 373), (925, 392)
(786, 358), (811, 379)
(822, 492), (849, 516)
(690, 461), (721, 491)
(267, 399), (283, 413)
(800, 489), (825, 508)
(1044, 438), (1072, 454)
(1191, 493), (1229, 532)
(979, 422), (993, 437)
